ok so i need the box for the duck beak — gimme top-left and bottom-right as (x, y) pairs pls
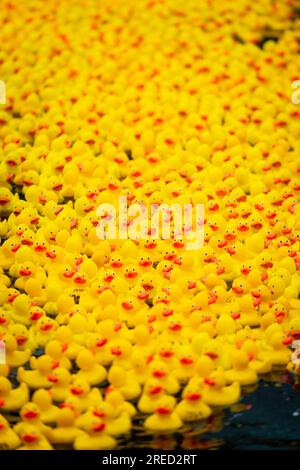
(204, 377), (216, 386)
(149, 386), (163, 395)
(23, 434), (38, 443)
(186, 392), (201, 401)
(93, 422), (106, 432)
(156, 407), (171, 415)
(138, 292), (149, 300)
(48, 374), (58, 383)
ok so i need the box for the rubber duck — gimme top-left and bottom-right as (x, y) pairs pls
(0, 238), (22, 270)
(215, 314), (238, 338)
(68, 377), (102, 412)
(14, 401), (51, 436)
(44, 340), (72, 370)
(32, 389), (60, 423)
(10, 294), (32, 325)
(132, 324), (155, 355)
(225, 350), (258, 385)
(109, 338), (133, 369)
(0, 377), (29, 411)
(105, 390), (136, 418)
(149, 360), (180, 394)
(174, 346), (198, 383)
(128, 350), (151, 385)
(286, 318), (300, 342)
(241, 339), (272, 374)
(176, 383), (211, 422)
(66, 313), (97, 345)
(74, 416), (116, 450)
(54, 326), (83, 359)
(18, 355), (54, 389)
(48, 408), (82, 445)
(238, 294), (260, 326)
(17, 424), (53, 450)
(144, 396), (182, 431)
(202, 339), (231, 369)
(76, 349), (106, 385)
(156, 341), (177, 369)
(0, 188), (15, 215)
(85, 401), (132, 436)
(202, 369), (241, 406)
(1, 333), (31, 367)
(47, 367), (72, 402)
(85, 333), (112, 366)
(29, 317), (57, 348)
(263, 331), (291, 366)
(0, 414), (20, 450)
(103, 403), (132, 435)
(138, 379), (175, 414)
(107, 365), (141, 400)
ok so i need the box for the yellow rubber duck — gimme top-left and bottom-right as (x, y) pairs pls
(54, 326), (83, 360)
(241, 339), (272, 374)
(0, 414), (20, 450)
(67, 377), (102, 412)
(174, 346), (198, 383)
(8, 323), (31, 351)
(263, 331), (291, 366)
(225, 350), (258, 385)
(202, 369), (241, 406)
(0, 238), (21, 270)
(47, 408), (83, 445)
(74, 417), (116, 450)
(138, 379), (176, 414)
(14, 402), (51, 435)
(29, 317), (57, 348)
(108, 365), (141, 400)
(0, 188), (15, 216)
(18, 355), (54, 389)
(75, 349), (106, 385)
(44, 340), (72, 370)
(47, 367), (72, 402)
(156, 341), (177, 370)
(128, 350), (151, 385)
(176, 383), (212, 422)
(238, 294), (260, 326)
(0, 377), (29, 411)
(1, 333), (31, 367)
(10, 294), (32, 326)
(17, 424), (53, 450)
(32, 389), (59, 423)
(144, 396), (182, 432)
(105, 390), (136, 418)
(149, 360), (180, 394)
(83, 402), (132, 436)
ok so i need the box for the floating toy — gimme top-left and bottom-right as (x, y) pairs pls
(0, 415), (21, 450)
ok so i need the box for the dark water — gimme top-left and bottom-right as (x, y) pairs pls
(117, 371), (300, 450)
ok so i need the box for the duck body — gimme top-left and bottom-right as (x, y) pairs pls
(225, 351), (258, 386)
(202, 370), (241, 406)
(175, 387), (212, 422)
(0, 379), (29, 411)
(0, 415), (21, 450)
(144, 405), (182, 432)
(74, 421), (116, 450)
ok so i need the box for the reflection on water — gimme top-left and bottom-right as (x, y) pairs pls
(117, 371), (300, 450)
(4, 370), (300, 450)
